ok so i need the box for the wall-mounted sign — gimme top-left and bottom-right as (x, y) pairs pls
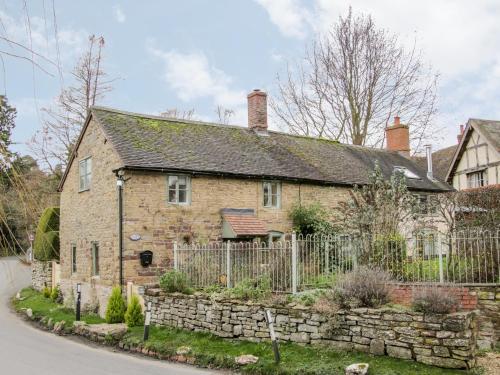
(130, 234), (141, 241)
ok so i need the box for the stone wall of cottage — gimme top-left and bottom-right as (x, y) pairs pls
(121, 171), (351, 285)
(31, 259), (52, 291)
(144, 289), (478, 369)
(59, 118), (123, 316)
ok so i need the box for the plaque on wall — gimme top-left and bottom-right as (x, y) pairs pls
(130, 233), (141, 241)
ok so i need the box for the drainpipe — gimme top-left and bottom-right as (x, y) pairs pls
(116, 170), (125, 289)
(425, 144), (433, 180)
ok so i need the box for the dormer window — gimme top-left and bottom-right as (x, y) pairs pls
(394, 166), (420, 179)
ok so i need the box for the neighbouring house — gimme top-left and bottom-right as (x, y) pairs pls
(446, 119), (500, 190)
(57, 89), (451, 314)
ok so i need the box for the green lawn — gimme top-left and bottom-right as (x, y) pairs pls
(12, 287), (104, 328)
(122, 325), (476, 375)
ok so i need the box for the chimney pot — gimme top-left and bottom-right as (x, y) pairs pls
(385, 116), (410, 157)
(247, 89), (268, 131)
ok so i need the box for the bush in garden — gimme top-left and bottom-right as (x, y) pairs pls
(124, 294), (144, 327)
(105, 286), (126, 323)
(42, 287), (51, 298)
(370, 233), (406, 278)
(33, 207), (60, 261)
(159, 270), (191, 294)
(411, 287), (458, 314)
(50, 285), (60, 302)
(332, 266), (393, 308)
(228, 276), (272, 301)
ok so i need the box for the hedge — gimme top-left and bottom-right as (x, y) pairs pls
(33, 207), (60, 261)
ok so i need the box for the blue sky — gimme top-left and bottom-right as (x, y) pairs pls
(2, 0), (500, 156)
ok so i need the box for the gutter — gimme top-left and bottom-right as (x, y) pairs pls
(112, 165), (452, 193)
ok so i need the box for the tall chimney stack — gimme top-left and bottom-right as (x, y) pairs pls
(457, 124), (464, 143)
(247, 89), (267, 131)
(385, 116), (410, 157)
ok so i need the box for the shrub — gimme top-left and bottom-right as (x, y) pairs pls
(42, 287), (51, 298)
(289, 202), (336, 236)
(33, 207), (60, 261)
(159, 270), (191, 294)
(227, 276), (272, 301)
(370, 233), (406, 278)
(333, 266), (393, 308)
(50, 285), (60, 302)
(411, 287), (458, 314)
(105, 286), (126, 323)
(125, 295), (144, 327)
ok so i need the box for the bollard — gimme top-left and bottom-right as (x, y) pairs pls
(265, 309), (280, 364)
(76, 283), (81, 321)
(143, 301), (152, 341)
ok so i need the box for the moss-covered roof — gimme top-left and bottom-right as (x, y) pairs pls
(91, 106), (451, 191)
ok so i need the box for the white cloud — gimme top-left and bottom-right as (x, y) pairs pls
(255, 0), (310, 39)
(113, 5), (126, 23)
(148, 45), (246, 112)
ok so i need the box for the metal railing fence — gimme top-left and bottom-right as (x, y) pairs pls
(173, 229), (499, 293)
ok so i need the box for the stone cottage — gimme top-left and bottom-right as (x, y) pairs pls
(57, 89), (451, 314)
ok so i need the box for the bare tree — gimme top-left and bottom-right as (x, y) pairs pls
(215, 105), (234, 125)
(29, 35), (113, 173)
(160, 108), (196, 120)
(271, 8), (438, 152)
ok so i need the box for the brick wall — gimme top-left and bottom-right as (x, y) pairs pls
(391, 283), (499, 349)
(145, 289), (478, 369)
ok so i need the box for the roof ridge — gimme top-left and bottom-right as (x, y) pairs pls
(90, 105), (401, 156)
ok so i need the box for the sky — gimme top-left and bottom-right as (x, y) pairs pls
(2, 0), (500, 157)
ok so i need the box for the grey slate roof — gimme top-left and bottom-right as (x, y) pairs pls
(90, 106), (451, 192)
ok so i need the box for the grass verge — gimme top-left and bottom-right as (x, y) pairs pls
(12, 287), (104, 328)
(122, 325), (474, 375)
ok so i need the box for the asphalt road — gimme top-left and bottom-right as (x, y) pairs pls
(0, 257), (217, 375)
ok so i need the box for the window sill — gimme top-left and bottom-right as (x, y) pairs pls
(78, 188), (90, 193)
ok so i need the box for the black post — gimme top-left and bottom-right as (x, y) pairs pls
(117, 173), (124, 290)
(265, 309), (280, 364)
(143, 301), (152, 341)
(76, 283), (81, 321)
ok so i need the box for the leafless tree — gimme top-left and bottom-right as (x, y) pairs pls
(160, 108), (196, 120)
(271, 8), (438, 153)
(215, 105), (234, 125)
(29, 35), (113, 173)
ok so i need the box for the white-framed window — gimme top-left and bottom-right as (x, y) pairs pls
(167, 175), (191, 204)
(466, 170), (486, 188)
(91, 242), (99, 276)
(414, 194), (437, 215)
(263, 181), (281, 208)
(71, 243), (77, 274)
(79, 157), (92, 191)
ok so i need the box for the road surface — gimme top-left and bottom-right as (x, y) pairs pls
(0, 257), (216, 375)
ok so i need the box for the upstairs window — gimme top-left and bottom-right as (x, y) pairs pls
(466, 170), (486, 189)
(91, 242), (99, 276)
(263, 181), (281, 208)
(79, 157), (92, 191)
(168, 175), (191, 204)
(414, 194), (437, 215)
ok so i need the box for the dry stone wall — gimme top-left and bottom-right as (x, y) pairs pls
(31, 260), (52, 291)
(144, 288), (478, 369)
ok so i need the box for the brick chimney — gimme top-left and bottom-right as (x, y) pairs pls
(385, 116), (410, 157)
(247, 89), (267, 131)
(457, 124), (464, 143)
